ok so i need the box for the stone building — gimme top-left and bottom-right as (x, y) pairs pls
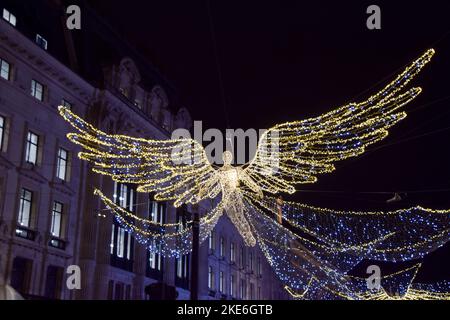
(0, 0), (286, 300)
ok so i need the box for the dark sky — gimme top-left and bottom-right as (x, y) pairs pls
(86, 0), (450, 282)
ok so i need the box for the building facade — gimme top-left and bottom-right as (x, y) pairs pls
(0, 0), (286, 300)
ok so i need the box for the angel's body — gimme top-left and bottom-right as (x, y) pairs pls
(214, 151), (259, 246)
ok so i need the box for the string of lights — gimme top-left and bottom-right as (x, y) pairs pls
(247, 192), (450, 262)
(57, 48), (448, 299)
(95, 189), (225, 257)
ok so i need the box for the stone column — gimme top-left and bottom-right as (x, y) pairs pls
(76, 168), (103, 299)
(93, 177), (115, 299)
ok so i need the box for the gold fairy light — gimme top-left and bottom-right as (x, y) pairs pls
(58, 49), (435, 253)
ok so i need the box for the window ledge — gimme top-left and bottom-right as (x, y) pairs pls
(49, 236), (66, 250)
(15, 226), (36, 241)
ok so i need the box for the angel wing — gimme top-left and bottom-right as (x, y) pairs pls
(244, 49), (435, 194)
(245, 192), (450, 262)
(243, 197), (361, 299)
(58, 106), (221, 207)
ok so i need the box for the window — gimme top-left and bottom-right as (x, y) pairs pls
(219, 271), (224, 293)
(25, 131), (39, 164)
(230, 242), (235, 263)
(208, 231), (215, 252)
(249, 252), (253, 271)
(16, 189), (36, 240)
(50, 201), (63, 238)
(0, 58), (10, 80)
(2, 8), (16, 26)
(219, 237), (225, 258)
(175, 209), (189, 289)
(148, 240), (162, 271)
(208, 266), (215, 290)
(230, 275), (235, 297)
(31, 79), (44, 101)
(146, 195), (166, 279)
(110, 183), (135, 271)
(175, 254), (189, 289)
(61, 99), (72, 110)
(116, 227), (125, 258)
(0, 115), (5, 150)
(18, 189), (32, 227)
(257, 257), (262, 276)
(240, 246), (245, 268)
(176, 256), (188, 279)
(56, 148), (69, 180)
(149, 195), (166, 224)
(240, 279), (246, 300)
(36, 34), (48, 50)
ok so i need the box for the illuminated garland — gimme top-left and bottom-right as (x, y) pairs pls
(57, 48), (449, 298)
(95, 189), (224, 257)
(58, 48), (435, 212)
(247, 192), (450, 262)
(250, 202), (450, 300)
(244, 49), (435, 195)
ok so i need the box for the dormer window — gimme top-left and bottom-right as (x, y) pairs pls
(36, 34), (48, 50)
(2, 8), (16, 26)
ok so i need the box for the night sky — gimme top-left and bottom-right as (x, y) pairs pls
(86, 1), (450, 283)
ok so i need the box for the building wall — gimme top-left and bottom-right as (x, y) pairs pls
(0, 5), (286, 300)
(199, 214), (287, 300)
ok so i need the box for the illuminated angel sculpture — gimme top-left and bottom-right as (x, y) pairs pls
(59, 48), (450, 298)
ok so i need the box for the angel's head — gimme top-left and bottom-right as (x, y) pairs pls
(222, 150), (233, 166)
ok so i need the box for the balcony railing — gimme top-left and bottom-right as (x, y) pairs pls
(15, 227), (36, 241)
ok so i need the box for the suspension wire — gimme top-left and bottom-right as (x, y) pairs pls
(206, 0), (230, 128)
(336, 122), (450, 171)
(343, 28), (450, 104)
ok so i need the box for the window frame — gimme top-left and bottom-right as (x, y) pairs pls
(31, 79), (44, 101)
(0, 58), (10, 80)
(230, 242), (235, 263)
(2, 8), (16, 26)
(56, 147), (69, 180)
(50, 201), (63, 238)
(25, 131), (39, 165)
(0, 115), (5, 151)
(240, 279), (246, 300)
(257, 257), (262, 277)
(219, 271), (224, 293)
(219, 236), (225, 258)
(208, 266), (215, 290)
(208, 230), (216, 252)
(230, 274), (235, 297)
(35, 34), (48, 50)
(18, 188), (33, 228)
(110, 183), (135, 271)
(146, 194), (166, 279)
